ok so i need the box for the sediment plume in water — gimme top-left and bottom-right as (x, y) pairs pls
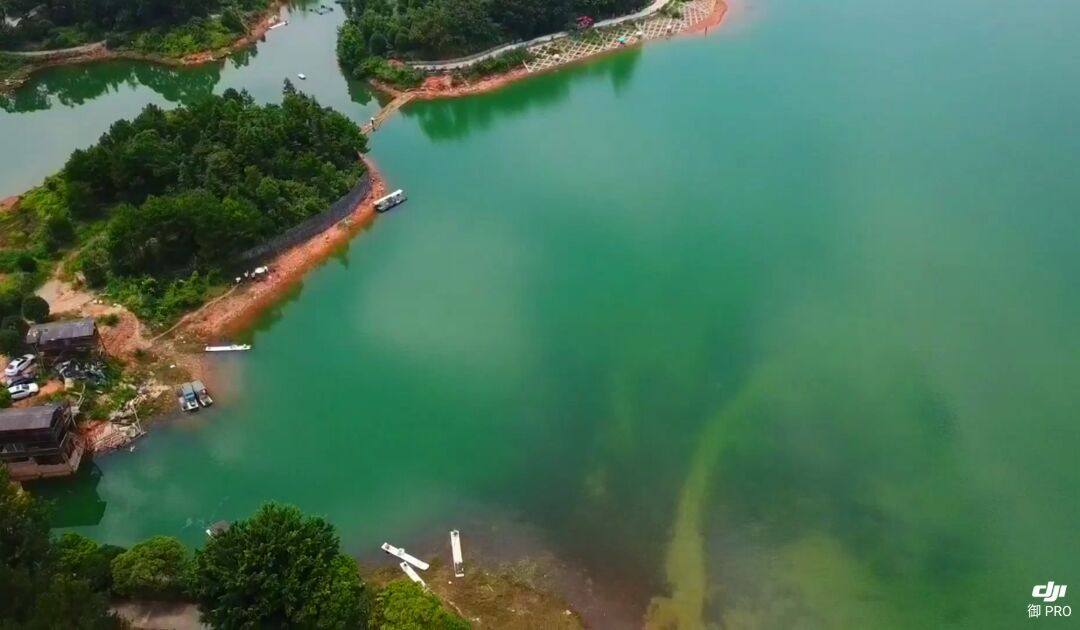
(645, 379), (760, 628)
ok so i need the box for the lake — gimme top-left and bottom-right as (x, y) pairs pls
(9, 0), (1080, 626)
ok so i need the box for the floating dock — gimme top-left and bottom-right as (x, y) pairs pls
(450, 530), (465, 577)
(381, 542), (429, 571)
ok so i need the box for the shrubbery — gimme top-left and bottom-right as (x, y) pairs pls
(111, 536), (193, 600)
(21, 295), (49, 322)
(458, 48), (535, 80)
(371, 580), (471, 629)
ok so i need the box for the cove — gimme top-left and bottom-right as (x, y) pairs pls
(11, 0), (1080, 626)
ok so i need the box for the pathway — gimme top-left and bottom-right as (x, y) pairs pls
(525, 0), (716, 74)
(362, 92), (415, 134)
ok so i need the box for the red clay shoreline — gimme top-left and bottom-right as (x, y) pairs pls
(370, 0), (728, 102)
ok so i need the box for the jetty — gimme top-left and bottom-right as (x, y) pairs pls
(204, 344), (251, 352)
(381, 542), (429, 571)
(450, 530), (465, 577)
(399, 561), (426, 588)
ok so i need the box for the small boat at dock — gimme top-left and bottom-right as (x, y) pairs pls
(177, 383), (200, 412)
(268, 20), (288, 30)
(191, 380), (213, 407)
(381, 542), (429, 570)
(374, 189), (407, 213)
(204, 344), (251, 352)
(450, 530), (465, 577)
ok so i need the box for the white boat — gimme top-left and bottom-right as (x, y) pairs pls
(268, 20), (288, 30)
(450, 530), (465, 577)
(381, 542), (429, 571)
(374, 189), (407, 213)
(204, 344), (251, 352)
(297, 73), (307, 80)
(399, 561), (426, 588)
(191, 380), (213, 407)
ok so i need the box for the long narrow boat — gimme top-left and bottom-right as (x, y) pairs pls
(450, 530), (465, 577)
(399, 561), (426, 588)
(380, 542), (430, 571)
(204, 344), (251, 352)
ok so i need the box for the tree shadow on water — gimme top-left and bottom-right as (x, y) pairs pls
(26, 460), (108, 528)
(0, 54), (242, 113)
(403, 47), (643, 143)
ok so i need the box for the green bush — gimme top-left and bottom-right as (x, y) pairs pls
(52, 533), (125, 593)
(0, 386), (11, 409)
(371, 580), (470, 629)
(98, 313), (120, 327)
(21, 295), (49, 323)
(110, 536), (193, 600)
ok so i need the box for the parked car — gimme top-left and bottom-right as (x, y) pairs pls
(5, 374), (35, 387)
(8, 382), (39, 401)
(4, 354), (36, 377)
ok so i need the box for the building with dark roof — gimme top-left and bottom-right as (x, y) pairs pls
(0, 403), (84, 481)
(25, 318), (99, 355)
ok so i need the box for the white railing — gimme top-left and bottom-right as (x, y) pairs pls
(407, 0), (671, 71)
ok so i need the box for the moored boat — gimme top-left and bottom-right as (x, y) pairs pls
(191, 380), (213, 407)
(374, 189), (407, 212)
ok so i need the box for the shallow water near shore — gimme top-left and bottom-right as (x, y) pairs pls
(15, 0), (1080, 626)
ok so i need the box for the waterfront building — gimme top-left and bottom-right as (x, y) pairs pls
(0, 403), (85, 481)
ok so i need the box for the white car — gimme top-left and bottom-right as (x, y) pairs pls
(8, 382), (39, 401)
(4, 354), (36, 377)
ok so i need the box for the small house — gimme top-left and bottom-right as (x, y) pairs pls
(0, 403), (84, 481)
(25, 318), (100, 356)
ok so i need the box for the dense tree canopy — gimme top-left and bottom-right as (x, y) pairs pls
(194, 503), (369, 628)
(337, 0), (648, 79)
(0, 0), (270, 54)
(0, 467), (120, 628)
(21, 83), (368, 324)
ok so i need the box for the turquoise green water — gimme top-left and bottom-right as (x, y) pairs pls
(11, 0), (1080, 627)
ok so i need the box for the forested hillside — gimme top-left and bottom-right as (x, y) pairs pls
(0, 0), (271, 56)
(0, 84), (367, 325)
(337, 0), (648, 83)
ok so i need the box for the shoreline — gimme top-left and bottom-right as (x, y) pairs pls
(178, 161), (387, 341)
(0, 0), (287, 95)
(368, 0), (728, 104)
